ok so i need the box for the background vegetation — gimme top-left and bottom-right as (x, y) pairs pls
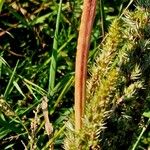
(0, 0), (149, 149)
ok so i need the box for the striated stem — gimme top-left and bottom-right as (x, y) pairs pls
(100, 0), (105, 37)
(75, 0), (96, 131)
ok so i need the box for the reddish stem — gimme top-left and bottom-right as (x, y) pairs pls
(75, 0), (97, 131)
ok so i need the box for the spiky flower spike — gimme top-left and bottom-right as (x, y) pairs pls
(64, 4), (150, 150)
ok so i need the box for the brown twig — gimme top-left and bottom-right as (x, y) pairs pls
(41, 96), (54, 149)
(75, 0), (97, 131)
(41, 96), (53, 137)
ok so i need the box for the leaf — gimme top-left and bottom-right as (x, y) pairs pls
(4, 60), (19, 98)
(48, 0), (62, 96)
(143, 111), (150, 118)
(0, 0), (4, 13)
(0, 56), (9, 67)
(8, 8), (29, 27)
(0, 127), (11, 139)
(13, 81), (26, 98)
(30, 13), (51, 25)
(4, 144), (15, 149)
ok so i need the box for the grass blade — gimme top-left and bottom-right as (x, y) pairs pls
(20, 76), (47, 95)
(51, 76), (74, 114)
(13, 81), (26, 98)
(48, 0), (62, 96)
(0, 55), (10, 67)
(42, 125), (66, 150)
(0, 0), (4, 13)
(100, 0), (105, 37)
(131, 118), (150, 150)
(4, 60), (19, 98)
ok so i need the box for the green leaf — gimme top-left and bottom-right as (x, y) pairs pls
(4, 144), (15, 149)
(143, 111), (150, 118)
(4, 60), (19, 98)
(8, 8), (29, 27)
(51, 75), (74, 114)
(13, 81), (26, 98)
(22, 78), (47, 96)
(0, 0), (4, 13)
(0, 127), (11, 139)
(0, 56), (10, 67)
(48, 0), (62, 96)
(31, 13), (51, 25)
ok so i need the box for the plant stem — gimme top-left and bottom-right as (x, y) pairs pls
(131, 118), (150, 150)
(75, 0), (96, 131)
(100, 0), (105, 37)
(119, 0), (134, 18)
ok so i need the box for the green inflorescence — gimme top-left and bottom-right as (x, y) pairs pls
(64, 5), (150, 150)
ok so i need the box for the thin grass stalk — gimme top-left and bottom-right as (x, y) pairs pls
(75, 0), (97, 131)
(0, 55), (10, 67)
(42, 125), (66, 150)
(51, 76), (74, 115)
(131, 118), (150, 150)
(4, 60), (19, 98)
(48, 0), (62, 96)
(99, 0), (105, 37)
(119, 0), (134, 18)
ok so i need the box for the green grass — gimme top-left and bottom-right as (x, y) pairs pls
(0, 0), (149, 149)
(48, 0), (62, 96)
